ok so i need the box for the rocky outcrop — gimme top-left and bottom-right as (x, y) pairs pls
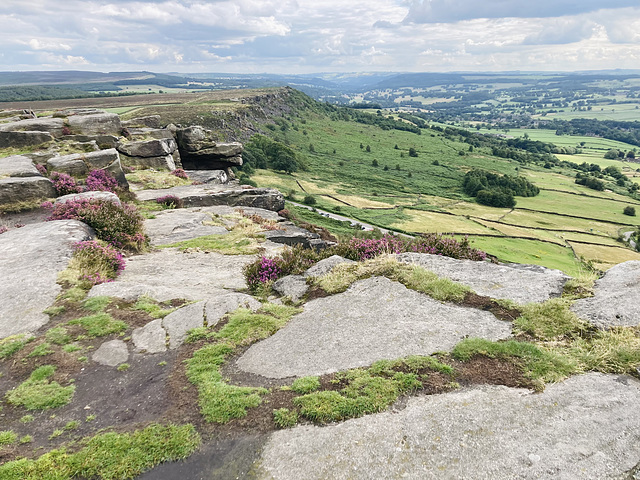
(67, 113), (122, 136)
(0, 130), (54, 148)
(572, 260), (640, 329)
(55, 191), (121, 206)
(122, 115), (162, 129)
(117, 138), (181, 170)
(175, 126), (243, 170)
(0, 117), (65, 137)
(0, 176), (56, 204)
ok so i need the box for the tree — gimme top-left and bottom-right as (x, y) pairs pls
(309, 144), (315, 152)
(371, 159), (379, 167)
(408, 147), (418, 157)
(303, 195), (316, 205)
(604, 149), (619, 159)
(623, 206), (636, 216)
(366, 145), (371, 153)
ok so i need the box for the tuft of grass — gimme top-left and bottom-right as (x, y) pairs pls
(67, 313), (127, 337)
(43, 306), (65, 317)
(0, 424), (200, 480)
(45, 327), (71, 346)
(213, 305), (301, 346)
(161, 227), (265, 255)
(5, 365), (75, 411)
(452, 338), (577, 386)
(273, 408), (299, 428)
(82, 296), (111, 313)
(0, 334), (31, 360)
(48, 429), (64, 440)
(117, 363), (130, 372)
(60, 286), (87, 303)
(133, 296), (175, 319)
(562, 268), (599, 300)
(63, 421), (79, 431)
(126, 170), (192, 189)
(184, 327), (210, 343)
(86, 415), (96, 422)
(27, 343), (55, 358)
(19, 435), (32, 445)
(0, 430), (17, 447)
(316, 256), (470, 302)
(62, 344), (82, 353)
(291, 376), (321, 394)
(514, 298), (589, 341)
(20, 415), (35, 424)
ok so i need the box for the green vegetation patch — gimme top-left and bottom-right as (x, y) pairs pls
(0, 423), (200, 480)
(82, 296), (111, 313)
(315, 256), (470, 302)
(126, 170), (192, 189)
(5, 365), (75, 410)
(0, 430), (17, 447)
(67, 313), (127, 337)
(0, 334), (31, 359)
(273, 408), (298, 429)
(186, 304), (301, 423)
(45, 327), (72, 345)
(133, 296), (175, 319)
(514, 298), (589, 341)
(161, 224), (266, 255)
(27, 342), (55, 358)
(290, 376), (321, 394)
(293, 356), (452, 424)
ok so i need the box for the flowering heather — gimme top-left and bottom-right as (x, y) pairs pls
(71, 240), (125, 287)
(0, 226), (7, 235)
(35, 163), (48, 177)
(50, 171), (81, 196)
(244, 257), (281, 291)
(156, 194), (183, 209)
(170, 168), (189, 179)
(85, 169), (118, 193)
(45, 199), (148, 251)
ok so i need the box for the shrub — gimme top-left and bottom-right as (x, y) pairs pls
(68, 240), (126, 287)
(303, 195), (316, 205)
(45, 199), (147, 251)
(244, 257), (281, 291)
(50, 171), (81, 196)
(623, 206), (636, 216)
(85, 169), (117, 193)
(35, 163), (48, 176)
(170, 168), (189, 179)
(0, 226), (7, 235)
(156, 194), (183, 209)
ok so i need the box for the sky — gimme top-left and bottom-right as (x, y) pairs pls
(1, 0), (639, 74)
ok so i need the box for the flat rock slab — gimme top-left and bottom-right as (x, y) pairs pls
(236, 277), (511, 378)
(132, 319), (167, 353)
(136, 184), (284, 212)
(304, 255), (355, 278)
(257, 373), (640, 480)
(92, 340), (129, 366)
(396, 253), (569, 304)
(0, 155), (40, 177)
(572, 260), (640, 328)
(273, 275), (308, 302)
(99, 249), (254, 299)
(144, 208), (228, 246)
(87, 282), (191, 303)
(0, 220), (93, 339)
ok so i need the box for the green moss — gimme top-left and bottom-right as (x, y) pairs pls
(0, 423), (200, 480)
(67, 313), (127, 337)
(5, 366), (75, 410)
(213, 307), (300, 346)
(62, 344), (82, 353)
(514, 298), (589, 341)
(133, 296), (175, 319)
(160, 230), (265, 255)
(0, 430), (17, 447)
(273, 408), (299, 429)
(43, 306), (65, 317)
(82, 296), (111, 313)
(0, 335), (30, 359)
(27, 343), (55, 358)
(45, 327), (71, 346)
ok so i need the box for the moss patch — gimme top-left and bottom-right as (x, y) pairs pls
(5, 365), (75, 411)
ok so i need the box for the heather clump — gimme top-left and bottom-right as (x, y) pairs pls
(170, 168), (189, 179)
(156, 194), (184, 209)
(67, 240), (126, 288)
(44, 199), (148, 251)
(50, 171), (82, 196)
(244, 257), (282, 292)
(85, 169), (118, 193)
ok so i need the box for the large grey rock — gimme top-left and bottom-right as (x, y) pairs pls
(67, 113), (122, 136)
(110, 248), (254, 297)
(117, 138), (177, 158)
(572, 261), (640, 328)
(0, 130), (54, 148)
(257, 373), (640, 480)
(144, 208), (228, 246)
(304, 255), (355, 277)
(47, 154), (87, 176)
(0, 220), (93, 339)
(264, 222), (326, 249)
(128, 128), (174, 140)
(46, 149), (128, 189)
(396, 253), (569, 304)
(0, 155), (41, 178)
(0, 117), (64, 136)
(185, 170), (228, 184)
(237, 277), (511, 378)
(137, 184), (285, 212)
(162, 302), (206, 349)
(61, 134), (119, 148)
(175, 126), (243, 169)
(132, 319), (167, 353)
(204, 292), (262, 327)
(273, 275), (308, 302)
(0, 176), (56, 204)
(87, 282), (186, 303)
(119, 153), (176, 171)
(55, 191), (121, 206)
(92, 340), (129, 366)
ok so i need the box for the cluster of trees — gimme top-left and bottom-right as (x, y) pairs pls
(574, 173), (605, 191)
(242, 135), (304, 174)
(604, 149), (635, 160)
(463, 169), (540, 208)
(0, 85), (142, 102)
(540, 118), (640, 147)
